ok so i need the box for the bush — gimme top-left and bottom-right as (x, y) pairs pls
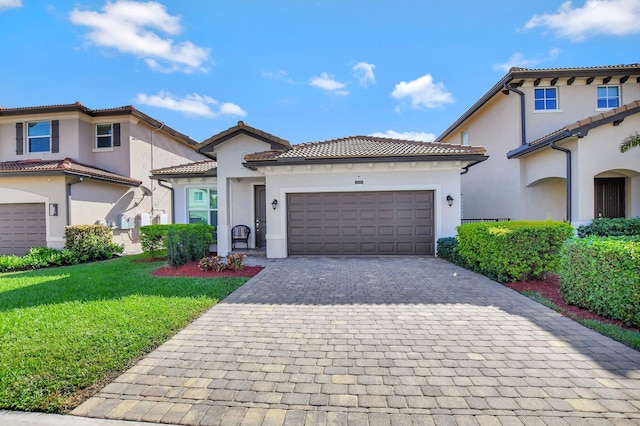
(65, 225), (123, 262)
(436, 237), (469, 268)
(457, 220), (574, 282)
(577, 217), (640, 238)
(0, 247), (80, 273)
(140, 224), (216, 259)
(198, 256), (227, 272)
(559, 236), (640, 328)
(166, 224), (215, 268)
(226, 253), (246, 271)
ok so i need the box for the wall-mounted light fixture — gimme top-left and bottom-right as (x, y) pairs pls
(49, 203), (58, 216)
(446, 195), (454, 207)
(272, 199), (278, 210)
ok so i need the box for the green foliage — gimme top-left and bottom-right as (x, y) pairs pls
(64, 225), (123, 262)
(457, 220), (574, 282)
(559, 236), (640, 328)
(436, 237), (469, 268)
(140, 224), (216, 260)
(0, 255), (247, 412)
(576, 217), (640, 238)
(198, 256), (227, 272)
(0, 247), (80, 273)
(619, 131), (640, 153)
(165, 224), (215, 268)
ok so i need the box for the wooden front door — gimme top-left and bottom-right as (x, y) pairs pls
(254, 185), (267, 248)
(594, 178), (625, 218)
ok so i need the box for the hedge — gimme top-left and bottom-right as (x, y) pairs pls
(577, 217), (640, 238)
(559, 236), (640, 327)
(64, 225), (123, 262)
(457, 220), (574, 282)
(436, 237), (469, 268)
(139, 224), (217, 259)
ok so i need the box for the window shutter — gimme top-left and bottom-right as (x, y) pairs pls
(51, 120), (59, 153)
(113, 123), (121, 147)
(15, 123), (24, 155)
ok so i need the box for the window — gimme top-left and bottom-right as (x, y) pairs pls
(96, 124), (113, 149)
(534, 88), (558, 111)
(461, 129), (469, 146)
(27, 121), (50, 152)
(188, 188), (218, 226)
(597, 85), (619, 109)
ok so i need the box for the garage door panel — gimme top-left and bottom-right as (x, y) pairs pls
(287, 191), (434, 255)
(0, 203), (46, 256)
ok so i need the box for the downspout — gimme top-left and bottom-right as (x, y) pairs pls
(502, 80), (526, 145)
(550, 142), (572, 223)
(149, 122), (165, 216)
(66, 177), (83, 225)
(156, 179), (175, 224)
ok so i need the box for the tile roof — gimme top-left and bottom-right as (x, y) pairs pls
(151, 160), (217, 177)
(198, 121), (292, 157)
(244, 136), (486, 162)
(0, 158), (141, 186)
(0, 102), (198, 147)
(507, 100), (640, 158)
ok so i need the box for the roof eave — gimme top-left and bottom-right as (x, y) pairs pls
(0, 169), (141, 186)
(244, 154), (489, 168)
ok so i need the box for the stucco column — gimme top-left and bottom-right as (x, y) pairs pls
(217, 178), (231, 255)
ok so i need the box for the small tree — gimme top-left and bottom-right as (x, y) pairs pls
(620, 132), (640, 153)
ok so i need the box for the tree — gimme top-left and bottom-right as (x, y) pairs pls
(619, 132), (640, 153)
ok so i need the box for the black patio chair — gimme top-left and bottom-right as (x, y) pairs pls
(231, 225), (251, 249)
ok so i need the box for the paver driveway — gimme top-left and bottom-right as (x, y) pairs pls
(73, 257), (640, 425)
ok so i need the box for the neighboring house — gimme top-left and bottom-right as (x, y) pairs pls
(153, 121), (488, 258)
(0, 102), (203, 255)
(436, 64), (640, 227)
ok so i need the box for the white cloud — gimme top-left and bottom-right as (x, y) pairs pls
(70, 1), (211, 73)
(391, 74), (454, 109)
(135, 91), (246, 118)
(353, 62), (376, 87)
(524, 0), (640, 41)
(493, 48), (561, 72)
(262, 69), (295, 84)
(369, 130), (435, 142)
(0, 0), (21, 10)
(310, 72), (350, 95)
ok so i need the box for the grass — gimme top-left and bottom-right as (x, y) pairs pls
(520, 291), (640, 351)
(0, 255), (248, 413)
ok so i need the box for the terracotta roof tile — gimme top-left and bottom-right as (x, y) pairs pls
(151, 160), (217, 176)
(0, 158), (141, 186)
(244, 136), (486, 162)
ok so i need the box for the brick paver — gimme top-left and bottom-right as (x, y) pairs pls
(72, 257), (640, 425)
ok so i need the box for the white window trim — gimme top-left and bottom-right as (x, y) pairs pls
(27, 121), (52, 153)
(94, 123), (114, 151)
(595, 84), (621, 111)
(533, 87), (560, 112)
(186, 186), (218, 226)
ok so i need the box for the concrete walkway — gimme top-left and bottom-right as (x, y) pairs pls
(66, 257), (639, 425)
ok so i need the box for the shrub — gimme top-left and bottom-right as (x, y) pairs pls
(199, 256), (227, 272)
(436, 237), (469, 268)
(0, 247), (80, 272)
(457, 220), (574, 282)
(559, 236), (640, 327)
(166, 224), (215, 268)
(65, 225), (123, 262)
(140, 224), (216, 259)
(226, 253), (246, 271)
(577, 217), (640, 238)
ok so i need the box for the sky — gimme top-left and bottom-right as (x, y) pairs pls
(1, 0), (640, 145)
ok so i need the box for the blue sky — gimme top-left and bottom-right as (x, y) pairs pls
(1, 0), (640, 144)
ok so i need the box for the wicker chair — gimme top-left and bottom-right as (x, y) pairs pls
(231, 225), (251, 249)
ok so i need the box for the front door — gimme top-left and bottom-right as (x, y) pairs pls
(594, 177), (625, 218)
(254, 185), (267, 248)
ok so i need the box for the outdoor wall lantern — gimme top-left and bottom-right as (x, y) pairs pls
(49, 203), (58, 216)
(271, 199), (278, 210)
(446, 195), (454, 207)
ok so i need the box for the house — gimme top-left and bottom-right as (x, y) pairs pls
(436, 64), (640, 227)
(0, 102), (203, 255)
(152, 121), (487, 258)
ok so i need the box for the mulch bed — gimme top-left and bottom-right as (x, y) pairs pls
(152, 261), (264, 278)
(505, 274), (638, 332)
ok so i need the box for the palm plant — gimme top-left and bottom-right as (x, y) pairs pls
(619, 132), (640, 153)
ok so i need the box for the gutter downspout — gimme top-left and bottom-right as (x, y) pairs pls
(66, 177), (83, 225)
(502, 80), (526, 146)
(550, 142), (572, 223)
(150, 122), (165, 216)
(156, 179), (175, 224)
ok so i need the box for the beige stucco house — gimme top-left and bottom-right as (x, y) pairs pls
(152, 121), (487, 258)
(0, 102), (203, 255)
(437, 64), (640, 227)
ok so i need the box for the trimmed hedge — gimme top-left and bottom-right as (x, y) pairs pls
(65, 225), (123, 262)
(559, 236), (640, 328)
(436, 237), (469, 268)
(577, 217), (640, 238)
(139, 224), (217, 259)
(457, 220), (574, 282)
(163, 224), (216, 267)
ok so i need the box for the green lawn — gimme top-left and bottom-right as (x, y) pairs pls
(0, 255), (247, 413)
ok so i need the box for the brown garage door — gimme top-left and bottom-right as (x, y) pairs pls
(287, 191), (434, 255)
(0, 203), (47, 256)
